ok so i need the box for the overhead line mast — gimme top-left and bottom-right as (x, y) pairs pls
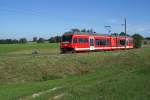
(125, 18), (127, 49)
(122, 17), (127, 49)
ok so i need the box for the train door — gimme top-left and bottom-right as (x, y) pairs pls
(89, 37), (95, 50)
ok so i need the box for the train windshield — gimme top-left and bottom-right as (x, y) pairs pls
(62, 35), (72, 42)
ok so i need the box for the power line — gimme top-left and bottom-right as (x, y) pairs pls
(104, 25), (111, 34)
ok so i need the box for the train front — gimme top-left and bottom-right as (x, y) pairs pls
(60, 34), (74, 53)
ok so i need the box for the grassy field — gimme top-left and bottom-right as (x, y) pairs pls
(0, 43), (59, 55)
(0, 43), (150, 100)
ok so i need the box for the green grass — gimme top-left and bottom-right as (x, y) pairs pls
(0, 43), (150, 100)
(0, 43), (59, 55)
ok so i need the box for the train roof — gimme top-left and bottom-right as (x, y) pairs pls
(64, 32), (110, 36)
(63, 32), (132, 38)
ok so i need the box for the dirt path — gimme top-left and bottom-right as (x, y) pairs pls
(19, 87), (62, 100)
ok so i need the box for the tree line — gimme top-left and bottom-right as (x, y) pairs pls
(32, 36), (61, 43)
(0, 38), (27, 44)
(0, 36), (61, 44)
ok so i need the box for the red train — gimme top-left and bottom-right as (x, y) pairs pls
(60, 32), (133, 53)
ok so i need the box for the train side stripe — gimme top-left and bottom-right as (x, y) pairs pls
(75, 46), (133, 51)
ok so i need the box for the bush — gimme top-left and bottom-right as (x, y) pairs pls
(0, 38), (28, 44)
(144, 41), (148, 45)
(37, 38), (45, 43)
(132, 34), (144, 48)
(0, 39), (19, 44)
(19, 38), (27, 43)
(33, 37), (37, 42)
(49, 36), (61, 43)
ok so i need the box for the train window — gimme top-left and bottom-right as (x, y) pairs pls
(96, 39), (110, 46)
(79, 38), (84, 43)
(84, 38), (89, 43)
(73, 38), (77, 43)
(62, 35), (72, 42)
(79, 38), (88, 43)
(96, 39), (100, 46)
(118, 40), (126, 46)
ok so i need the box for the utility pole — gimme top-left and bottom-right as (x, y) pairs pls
(125, 18), (127, 49)
(122, 18), (127, 49)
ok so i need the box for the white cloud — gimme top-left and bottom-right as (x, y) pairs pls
(127, 24), (150, 36)
(121, 23), (149, 35)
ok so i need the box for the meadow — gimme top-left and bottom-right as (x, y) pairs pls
(0, 43), (150, 100)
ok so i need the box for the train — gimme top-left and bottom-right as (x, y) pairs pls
(60, 32), (133, 53)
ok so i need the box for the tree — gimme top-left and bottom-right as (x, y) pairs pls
(145, 37), (150, 40)
(144, 40), (148, 45)
(89, 29), (94, 33)
(71, 28), (80, 32)
(49, 36), (61, 43)
(12, 39), (19, 44)
(132, 34), (144, 48)
(49, 37), (55, 43)
(55, 36), (61, 43)
(86, 29), (90, 33)
(33, 37), (37, 42)
(37, 38), (45, 43)
(19, 38), (27, 43)
(119, 32), (130, 36)
(111, 33), (119, 36)
(81, 29), (86, 32)
(0, 39), (19, 44)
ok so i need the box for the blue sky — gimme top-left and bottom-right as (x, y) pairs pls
(0, 0), (150, 40)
